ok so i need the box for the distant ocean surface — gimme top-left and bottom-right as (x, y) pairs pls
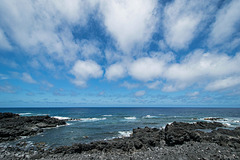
(1, 107), (240, 147)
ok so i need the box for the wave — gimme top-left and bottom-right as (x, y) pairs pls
(143, 115), (157, 119)
(52, 116), (71, 120)
(19, 113), (32, 116)
(80, 117), (107, 122)
(118, 131), (132, 138)
(124, 117), (136, 120)
(37, 114), (48, 116)
(202, 117), (240, 127)
(102, 115), (112, 117)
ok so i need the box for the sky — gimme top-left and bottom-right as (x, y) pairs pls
(0, 0), (240, 107)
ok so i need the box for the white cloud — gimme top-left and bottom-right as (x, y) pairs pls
(0, 28), (12, 50)
(162, 83), (186, 92)
(163, 50), (240, 91)
(209, 0), (240, 46)
(42, 80), (54, 88)
(187, 91), (199, 97)
(135, 90), (145, 97)
(163, 0), (215, 50)
(0, 0), (96, 64)
(70, 60), (103, 87)
(165, 51), (240, 81)
(0, 84), (16, 93)
(29, 59), (41, 69)
(21, 72), (37, 84)
(146, 80), (161, 89)
(105, 49), (124, 64)
(105, 63), (126, 81)
(205, 76), (240, 91)
(128, 57), (166, 82)
(158, 40), (168, 51)
(100, 0), (158, 53)
(0, 73), (9, 80)
(121, 81), (139, 89)
(79, 40), (102, 59)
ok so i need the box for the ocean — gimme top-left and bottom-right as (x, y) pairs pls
(1, 107), (240, 148)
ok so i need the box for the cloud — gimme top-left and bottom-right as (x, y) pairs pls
(105, 50), (124, 64)
(163, 50), (240, 91)
(0, 57), (18, 68)
(0, 0), (97, 64)
(163, 0), (216, 50)
(21, 72), (37, 84)
(70, 60), (103, 87)
(79, 40), (102, 59)
(128, 57), (166, 82)
(42, 80), (54, 88)
(208, 0), (240, 47)
(98, 91), (105, 96)
(205, 76), (240, 91)
(187, 91), (199, 97)
(0, 73), (9, 80)
(100, 0), (158, 53)
(0, 28), (12, 50)
(28, 59), (41, 69)
(135, 90), (145, 97)
(121, 81), (139, 89)
(105, 63), (126, 81)
(53, 88), (65, 96)
(146, 80), (161, 89)
(0, 84), (16, 93)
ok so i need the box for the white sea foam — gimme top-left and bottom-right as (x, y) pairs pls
(223, 123), (231, 127)
(143, 115), (157, 119)
(102, 115), (112, 117)
(19, 113), (32, 115)
(37, 114), (48, 116)
(124, 117), (136, 120)
(232, 120), (240, 123)
(80, 117), (107, 122)
(201, 117), (240, 128)
(118, 131), (132, 138)
(52, 116), (71, 120)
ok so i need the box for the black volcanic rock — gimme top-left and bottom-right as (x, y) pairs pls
(1, 120), (240, 159)
(0, 112), (19, 119)
(0, 112), (66, 142)
(164, 121), (224, 146)
(53, 121), (236, 155)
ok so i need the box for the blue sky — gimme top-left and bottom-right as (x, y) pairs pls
(0, 0), (240, 107)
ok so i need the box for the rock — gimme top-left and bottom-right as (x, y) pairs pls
(0, 112), (66, 142)
(164, 121), (225, 146)
(0, 112), (19, 119)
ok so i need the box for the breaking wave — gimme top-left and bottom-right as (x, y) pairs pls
(124, 117), (136, 120)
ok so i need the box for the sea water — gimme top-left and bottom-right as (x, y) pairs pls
(0, 107), (240, 147)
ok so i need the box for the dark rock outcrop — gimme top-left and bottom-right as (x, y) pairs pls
(0, 112), (66, 142)
(164, 121), (224, 146)
(1, 119), (240, 159)
(53, 121), (237, 154)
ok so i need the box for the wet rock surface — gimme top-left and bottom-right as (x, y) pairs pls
(1, 118), (240, 159)
(0, 112), (66, 143)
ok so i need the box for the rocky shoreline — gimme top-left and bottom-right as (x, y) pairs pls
(0, 112), (66, 142)
(1, 113), (240, 159)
